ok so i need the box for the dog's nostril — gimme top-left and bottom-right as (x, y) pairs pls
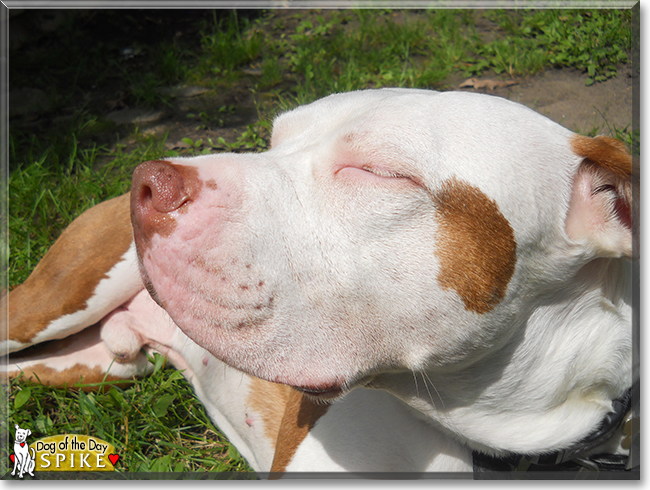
(138, 182), (153, 206)
(132, 160), (190, 214)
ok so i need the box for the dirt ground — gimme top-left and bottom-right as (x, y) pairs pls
(490, 65), (635, 134)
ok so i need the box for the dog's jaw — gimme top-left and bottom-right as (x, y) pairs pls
(372, 256), (633, 456)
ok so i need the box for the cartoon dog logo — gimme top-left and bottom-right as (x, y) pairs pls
(11, 424), (36, 478)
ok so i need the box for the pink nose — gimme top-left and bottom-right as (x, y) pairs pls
(132, 160), (191, 212)
(131, 160), (196, 242)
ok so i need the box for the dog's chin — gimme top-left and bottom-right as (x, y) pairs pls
(292, 374), (376, 403)
(294, 386), (347, 402)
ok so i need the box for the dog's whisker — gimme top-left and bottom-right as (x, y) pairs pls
(412, 371), (420, 399)
(420, 370), (445, 411)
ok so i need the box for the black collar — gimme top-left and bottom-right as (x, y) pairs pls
(472, 383), (638, 477)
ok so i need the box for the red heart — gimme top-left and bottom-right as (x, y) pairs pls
(108, 454), (119, 465)
(10, 454), (15, 463)
(20, 443), (25, 447)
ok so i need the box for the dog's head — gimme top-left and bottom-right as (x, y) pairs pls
(14, 425), (31, 443)
(131, 89), (633, 402)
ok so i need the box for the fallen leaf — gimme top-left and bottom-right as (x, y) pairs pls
(459, 78), (518, 91)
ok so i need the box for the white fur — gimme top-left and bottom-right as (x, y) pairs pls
(285, 389), (473, 472)
(133, 89), (632, 468)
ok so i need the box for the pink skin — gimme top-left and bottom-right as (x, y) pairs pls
(101, 289), (180, 359)
(131, 158), (276, 339)
(6, 292), (163, 383)
(131, 157), (336, 393)
(130, 155), (443, 398)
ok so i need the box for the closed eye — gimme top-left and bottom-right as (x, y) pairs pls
(335, 164), (418, 186)
(358, 165), (410, 179)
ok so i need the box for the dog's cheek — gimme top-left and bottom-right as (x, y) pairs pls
(432, 177), (517, 315)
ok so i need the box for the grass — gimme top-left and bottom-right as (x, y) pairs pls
(4, 8), (635, 477)
(482, 10), (631, 84)
(2, 354), (252, 476)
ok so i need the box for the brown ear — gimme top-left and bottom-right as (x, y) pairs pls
(565, 135), (635, 258)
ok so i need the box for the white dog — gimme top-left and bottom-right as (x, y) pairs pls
(11, 424), (35, 478)
(3, 89), (637, 476)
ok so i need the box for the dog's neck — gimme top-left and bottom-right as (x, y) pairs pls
(379, 257), (634, 456)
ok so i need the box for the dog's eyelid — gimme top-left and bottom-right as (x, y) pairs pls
(360, 165), (410, 180)
(337, 132), (409, 176)
(333, 147), (419, 185)
(335, 164), (422, 190)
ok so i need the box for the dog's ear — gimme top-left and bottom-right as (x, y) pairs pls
(26, 429), (31, 437)
(565, 135), (635, 259)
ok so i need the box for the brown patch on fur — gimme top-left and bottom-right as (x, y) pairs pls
(247, 378), (293, 448)
(6, 364), (126, 391)
(270, 389), (330, 474)
(570, 134), (632, 179)
(433, 178), (516, 314)
(5, 194), (133, 343)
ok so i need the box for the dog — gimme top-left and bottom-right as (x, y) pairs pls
(11, 424), (36, 478)
(2, 89), (637, 476)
